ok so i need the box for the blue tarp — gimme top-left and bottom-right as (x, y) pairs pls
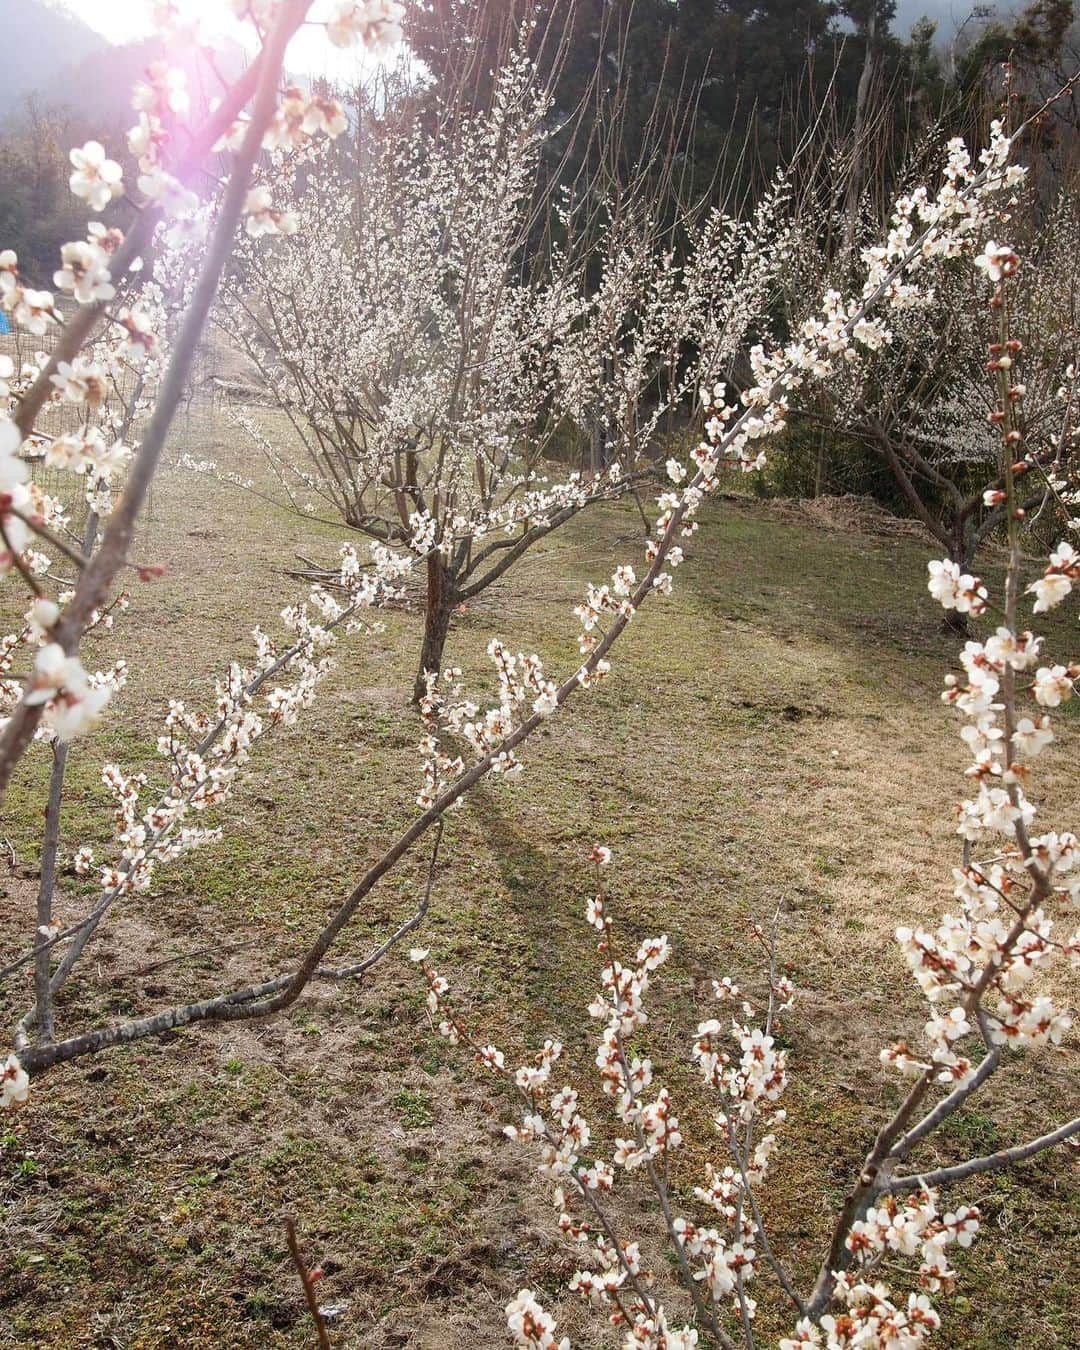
(0, 311), (9, 335)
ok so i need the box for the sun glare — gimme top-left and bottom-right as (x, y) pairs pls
(64, 0), (375, 80)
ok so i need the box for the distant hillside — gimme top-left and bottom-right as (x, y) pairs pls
(0, 0), (108, 118)
(40, 36), (249, 131)
(0, 1), (248, 131)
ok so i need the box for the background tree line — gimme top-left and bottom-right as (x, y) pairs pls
(5, 0), (1077, 534)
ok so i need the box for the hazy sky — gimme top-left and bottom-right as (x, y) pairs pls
(892, 0), (1010, 36)
(61, 0), (380, 81)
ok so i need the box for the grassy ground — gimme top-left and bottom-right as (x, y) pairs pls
(0, 403), (1075, 1348)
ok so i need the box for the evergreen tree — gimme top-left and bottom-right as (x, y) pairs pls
(403, 0), (938, 205)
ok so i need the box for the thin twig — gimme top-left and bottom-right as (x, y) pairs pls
(112, 939), (258, 982)
(284, 1217), (331, 1350)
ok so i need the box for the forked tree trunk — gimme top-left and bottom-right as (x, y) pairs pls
(413, 554), (457, 705)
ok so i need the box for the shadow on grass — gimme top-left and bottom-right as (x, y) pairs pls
(461, 774), (591, 1037)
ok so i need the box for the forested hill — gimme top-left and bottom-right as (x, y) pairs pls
(0, 0), (106, 118)
(4, 0), (1017, 124)
(0, 1), (246, 125)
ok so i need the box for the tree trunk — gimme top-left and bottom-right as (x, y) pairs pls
(942, 519), (974, 636)
(842, 10), (877, 257)
(590, 417), (608, 475)
(413, 554), (456, 705)
(941, 607), (970, 636)
(950, 516), (974, 576)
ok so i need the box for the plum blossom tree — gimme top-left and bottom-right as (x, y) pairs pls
(1, 58), (1045, 1105)
(412, 183), (1079, 1350)
(0, 0), (415, 795)
(0, 0), (431, 1088)
(217, 50), (797, 700)
(0, 0), (414, 1066)
(784, 104), (1080, 578)
(1, 13), (1076, 1346)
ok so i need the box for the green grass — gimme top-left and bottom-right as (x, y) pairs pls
(0, 403), (1075, 1347)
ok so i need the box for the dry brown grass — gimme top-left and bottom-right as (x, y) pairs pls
(0, 403), (1075, 1348)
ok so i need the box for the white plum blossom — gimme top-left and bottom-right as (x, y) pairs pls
(243, 185), (299, 238)
(28, 598), (59, 635)
(1030, 572), (1072, 612)
(419, 863), (785, 1346)
(49, 357), (108, 406)
(44, 430), (131, 481)
(1028, 541), (1078, 612)
(53, 241), (115, 304)
(1, 1055), (29, 1109)
(116, 305), (157, 361)
(12, 287), (56, 335)
(505, 1290), (569, 1350)
(300, 92), (349, 139)
(217, 54), (697, 702)
(927, 558), (988, 614)
(128, 111), (168, 171)
(263, 86), (349, 148)
(24, 644), (112, 742)
(68, 141), (123, 212)
(138, 168), (198, 220)
(1032, 664), (1075, 708)
(132, 60), (189, 117)
(974, 240), (1019, 284)
(1013, 715), (1053, 758)
(852, 316), (890, 349)
(327, 0), (405, 52)
(0, 0), (423, 1126)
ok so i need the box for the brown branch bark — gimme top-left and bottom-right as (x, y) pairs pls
(284, 1217), (332, 1350)
(882, 1117), (1080, 1191)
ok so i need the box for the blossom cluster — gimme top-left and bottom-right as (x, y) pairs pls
(783, 1278), (946, 1350)
(554, 124), (1027, 697)
(0, 536), (131, 742)
(413, 848), (800, 1349)
(0, 272), (161, 738)
(890, 554), (1078, 1061)
(326, 0), (404, 53)
(416, 638), (561, 807)
(92, 541), (406, 906)
(790, 147), (1080, 563)
(3, 540), (411, 1099)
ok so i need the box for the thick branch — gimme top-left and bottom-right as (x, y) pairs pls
(882, 1117), (1080, 1192)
